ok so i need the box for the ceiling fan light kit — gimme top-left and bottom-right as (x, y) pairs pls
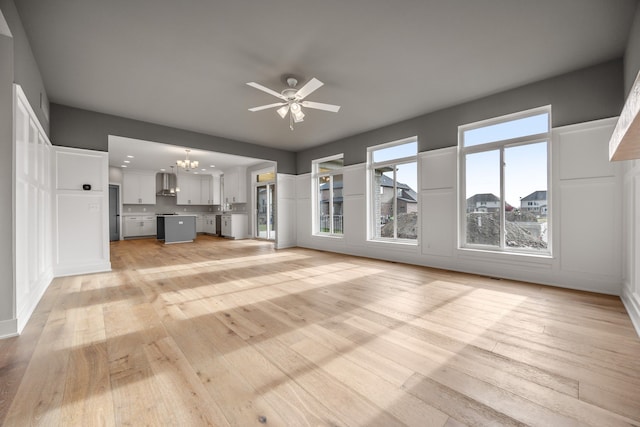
(247, 76), (341, 130)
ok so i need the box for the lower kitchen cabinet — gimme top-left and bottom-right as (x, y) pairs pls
(203, 215), (216, 234)
(221, 214), (247, 239)
(123, 215), (156, 238)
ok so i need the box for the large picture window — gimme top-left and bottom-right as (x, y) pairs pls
(313, 155), (344, 236)
(459, 106), (551, 254)
(368, 137), (418, 242)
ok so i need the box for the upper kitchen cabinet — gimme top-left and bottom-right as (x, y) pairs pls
(223, 166), (247, 204)
(176, 173), (203, 205)
(123, 171), (156, 204)
(202, 175), (221, 205)
(177, 174), (220, 205)
(212, 175), (221, 205)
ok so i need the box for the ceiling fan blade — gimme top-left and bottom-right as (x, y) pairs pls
(248, 102), (286, 112)
(246, 82), (286, 100)
(296, 78), (324, 99)
(301, 101), (341, 113)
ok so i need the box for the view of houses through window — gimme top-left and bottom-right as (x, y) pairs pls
(368, 138), (418, 241)
(460, 107), (550, 253)
(314, 155), (344, 235)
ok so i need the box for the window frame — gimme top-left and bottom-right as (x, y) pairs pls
(458, 105), (552, 255)
(367, 136), (418, 243)
(312, 153), (344, 237)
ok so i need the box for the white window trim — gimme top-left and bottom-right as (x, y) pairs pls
(312, 153), (344, 237)
(458, 105), (552, 256)
(367, 136), (418, 244)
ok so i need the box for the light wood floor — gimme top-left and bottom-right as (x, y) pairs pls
(1, 236), (640, 426)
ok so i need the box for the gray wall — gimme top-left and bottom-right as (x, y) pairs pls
(625, 3), (640, 95)
(50, 104), (297, 175)
(0, 0), (49, 134)
(0, 0), (50, 326)
(0, 28), (13, 324)
(296, 59), (624, 174)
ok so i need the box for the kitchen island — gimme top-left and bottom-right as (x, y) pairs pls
(156, 214), (196, 244)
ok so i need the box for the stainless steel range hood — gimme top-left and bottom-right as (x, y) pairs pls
(156, 172), (177, 196)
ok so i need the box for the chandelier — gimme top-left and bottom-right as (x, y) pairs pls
(176, 149), (198, 171)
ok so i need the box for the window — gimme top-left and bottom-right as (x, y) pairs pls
(368, 137), (418, 242)
(459, 106), (550, 254)
(313, 155), (344, 236)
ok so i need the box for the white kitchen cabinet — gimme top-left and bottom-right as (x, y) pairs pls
(221, 214), (247, 239)
(203, 215), (216, 234)
(212, 175), (221, 205)
(176, 174), (201, 205)
(200, 176), (212, 205)
(223, 166), (246, 204)
(195, 214), (204, 233)
(123, 215), (156, 237)
(123, 171), (156, 204)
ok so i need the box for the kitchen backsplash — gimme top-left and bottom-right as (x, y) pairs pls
(123, 196), (247, 214)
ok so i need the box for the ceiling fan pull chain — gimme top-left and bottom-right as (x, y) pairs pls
(289, 111), (294, 130)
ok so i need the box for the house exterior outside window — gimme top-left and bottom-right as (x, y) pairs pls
(459, 106), (551, 254)
(367, 137), (418, 242)
(313, 154), (344, 236)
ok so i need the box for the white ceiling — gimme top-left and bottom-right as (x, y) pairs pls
(15, 0), (639, 152)
(108, 136), (269, 175)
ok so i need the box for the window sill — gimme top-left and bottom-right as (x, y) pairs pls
(368, 238), (418, 247)
(458, 246), (553, 261)
(313, 233), (344, 239)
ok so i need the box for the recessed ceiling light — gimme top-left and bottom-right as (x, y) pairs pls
(127, 155), (134, 158)
(124, 160), (130, 163)
(194, 172), (199, 174)
(121, 165), (127, 168)
(210, 165), (215, 168)
(201, 168), (206, 171)
(160, 168), (166, 172)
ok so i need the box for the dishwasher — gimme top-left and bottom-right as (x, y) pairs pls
(215, 214), (222, 237)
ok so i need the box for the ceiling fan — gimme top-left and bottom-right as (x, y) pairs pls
(247, 76), (341, 130)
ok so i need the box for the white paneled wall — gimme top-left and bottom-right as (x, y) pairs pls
(275, 174), (297, 249)
(622, 159), (640, 334)
(13, 85), (53, 334)
(553, 118), (622, 293)
(296, 117), (624, 296)
(53, 147), (111, 276)
(421, 147), (456, 258)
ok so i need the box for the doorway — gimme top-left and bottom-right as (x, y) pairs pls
(256, 183), (275, 240)
(109, 184), (120, 241)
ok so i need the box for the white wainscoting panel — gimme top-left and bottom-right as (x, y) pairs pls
(343, 164), (365, 196)
(53, 146), (110, 276)
(559, 178), (620, 278)
(621, 159), (640, 336)
(421, 146), (457, 190)
(344, 195), (366, 248)
(421, 190), (455, 257)
(11, 85), (54, 337)
(559, 120), (618, 180)
(276, 174), (297, 249)
(56, 150), (106, 191)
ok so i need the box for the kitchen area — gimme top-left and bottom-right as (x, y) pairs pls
(108, 136), (276, 244)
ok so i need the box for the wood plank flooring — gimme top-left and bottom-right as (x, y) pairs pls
(1, 235), (639, 426)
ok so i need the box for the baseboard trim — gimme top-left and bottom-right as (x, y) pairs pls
(16, 271), (54, 333)
(0, 318), (18, 340)
(621, 284), (640, 338)
(54, 262), (111, 278)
